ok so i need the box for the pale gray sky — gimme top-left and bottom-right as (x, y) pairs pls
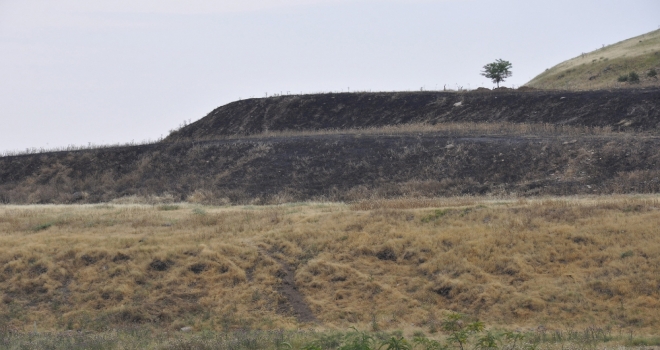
(1, 0), (658, 153)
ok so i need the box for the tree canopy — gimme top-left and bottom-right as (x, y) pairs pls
(481, 59), (512, 88)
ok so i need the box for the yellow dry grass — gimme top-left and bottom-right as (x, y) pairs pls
(1, 195), (659, 334)
(176, 122), (628, 143)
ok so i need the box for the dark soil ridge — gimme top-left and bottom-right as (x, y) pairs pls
(2, 132), (660, 204)
(3, 88), (660, 204)
(166, 89), (660, 141)
(261, 250), (317, 324)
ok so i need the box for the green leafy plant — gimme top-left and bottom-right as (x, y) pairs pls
(413, 335), (447, 350)
(441, 313), (485, 350)
(340, 327), (376, 350)
(648, 68), (657, 78)
(379, 336), (412, 350)
(501, 331), (525, 350)
(475, 332), (499, 350)
(481, 59), (513, 88)
(617, 75), (629, 82)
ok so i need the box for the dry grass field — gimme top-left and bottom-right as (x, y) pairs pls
(1, 195), (659, 337)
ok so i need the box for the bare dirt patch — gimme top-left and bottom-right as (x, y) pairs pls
(261, 250), (317, 324)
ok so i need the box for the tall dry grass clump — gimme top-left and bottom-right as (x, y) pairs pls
(0, 196), (659, 335)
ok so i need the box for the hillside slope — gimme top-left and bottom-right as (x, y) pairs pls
(3, 89), (660, 204)
(165, 89), (660, 141)
(526, 29), (660, 90)
(3, 129), (660, 204)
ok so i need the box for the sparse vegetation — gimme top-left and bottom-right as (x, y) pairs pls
(647, 68), (657, 78)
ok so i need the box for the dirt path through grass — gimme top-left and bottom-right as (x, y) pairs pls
(261, 250), (318, 324)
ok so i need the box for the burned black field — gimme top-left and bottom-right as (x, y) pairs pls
(2, 89), (660, 204)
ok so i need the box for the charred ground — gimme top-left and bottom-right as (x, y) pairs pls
(166, 88), (660, 140)
(2, 89), (660, 204)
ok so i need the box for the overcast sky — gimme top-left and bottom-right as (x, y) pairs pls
(1, 0), (658, 153)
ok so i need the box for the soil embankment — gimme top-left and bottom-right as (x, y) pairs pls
(166, 89), (660, 141)
(2, 132), (660, 204)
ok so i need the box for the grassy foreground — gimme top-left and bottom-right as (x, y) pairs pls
(1, 196), (659, 338)
(1, 326), (658, 350)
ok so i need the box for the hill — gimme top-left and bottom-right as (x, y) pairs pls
(526, 29), (660, 90)
(3, 126), (660, 205)
(2, 87), (660, 339)
(165, 89), (660, 141)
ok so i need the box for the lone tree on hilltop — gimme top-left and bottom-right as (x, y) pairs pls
(481, 59), (512, 88)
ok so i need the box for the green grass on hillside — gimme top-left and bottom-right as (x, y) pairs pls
(526, 29), (660, 90)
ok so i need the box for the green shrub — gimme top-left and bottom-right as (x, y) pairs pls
(628, 71), (640, 83)
(192, 208), (207, 215)
(157, 204), (180, 211)
(340, 328), (375, 350)
(412, 336), (446, 350)
(32, 222), (53, 231)
(627, 337), (660, 346)
(475, 332), (499, 350)
(421, 209), (449, 223)
(617, 75), (628, 82)
(380, 337), (412, 350)
(412, 331), (426, 338)
(648, 68), (657, 78)
(442, 313), (484, 350)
